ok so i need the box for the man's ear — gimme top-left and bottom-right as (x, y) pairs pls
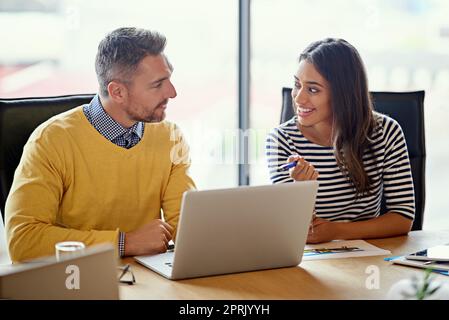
(107, 81), (128, 103)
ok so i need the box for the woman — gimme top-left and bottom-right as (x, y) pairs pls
(266, 38), (415, 244)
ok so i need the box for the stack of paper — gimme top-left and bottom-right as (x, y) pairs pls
(302, 239), (391, 261)
(390, 256), (449, 271)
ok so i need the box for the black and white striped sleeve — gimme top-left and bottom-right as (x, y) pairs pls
(382, 118), (415, 220)
(265, 128), (295, 184)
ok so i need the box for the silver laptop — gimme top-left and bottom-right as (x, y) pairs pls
(135, 180), (319, 280)
(0, 244), (119, 299)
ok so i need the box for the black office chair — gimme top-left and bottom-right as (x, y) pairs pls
(281, 88), (426, 231)
(0, 94), (95, 222)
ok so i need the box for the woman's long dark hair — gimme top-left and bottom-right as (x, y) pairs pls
(299, 38), (376, 197)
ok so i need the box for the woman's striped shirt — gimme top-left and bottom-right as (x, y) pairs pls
(265, 113), (415, 222)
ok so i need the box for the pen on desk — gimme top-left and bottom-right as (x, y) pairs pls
(384, 256), (402, 261)
(118, 264), (130, 280)
(279, 161), (298, 172)
(433, 270), (449, 276)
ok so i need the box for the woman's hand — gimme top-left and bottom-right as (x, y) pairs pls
(307, 216), (338, 244)
(288, 155), (319, 181)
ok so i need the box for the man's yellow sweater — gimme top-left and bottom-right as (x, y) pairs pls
(5, 106), (196, 263)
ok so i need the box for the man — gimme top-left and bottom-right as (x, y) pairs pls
(5, 27), (196, 263)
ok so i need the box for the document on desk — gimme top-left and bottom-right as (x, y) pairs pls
(390, 256), (449, 271)
(302, 240), (391, 261)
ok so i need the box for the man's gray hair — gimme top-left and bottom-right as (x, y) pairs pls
(95, 27), (166, 97)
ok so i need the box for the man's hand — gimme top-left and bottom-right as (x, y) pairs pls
(288, 155), (319, 181)
(124, 219), (173, 256)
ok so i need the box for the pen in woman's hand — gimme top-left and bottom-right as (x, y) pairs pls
(311, 212), (317, 234)
(279, 161), (298, 172)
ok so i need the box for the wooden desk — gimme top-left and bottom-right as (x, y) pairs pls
(119, 230), (449, 299)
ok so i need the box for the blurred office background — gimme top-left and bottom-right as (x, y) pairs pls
(0, 0), (448, 229)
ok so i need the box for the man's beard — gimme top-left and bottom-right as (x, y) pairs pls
(147, 109), (166, 123)
(132, 99), (168, 123)
(147, 99), (168, 122)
